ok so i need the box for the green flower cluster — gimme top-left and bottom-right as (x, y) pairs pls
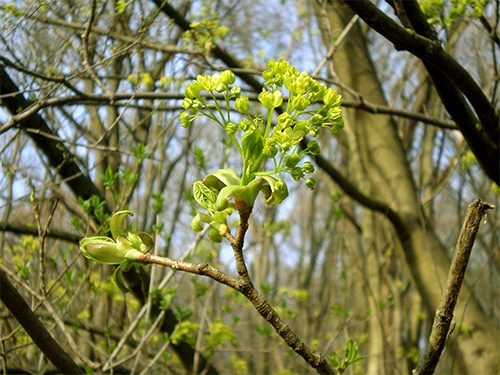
(180, 58), (344, 241)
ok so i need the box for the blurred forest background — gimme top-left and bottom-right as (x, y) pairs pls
(0, 0), (498, 374)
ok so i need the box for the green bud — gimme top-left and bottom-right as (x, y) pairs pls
(285, 154), (301, 168)
(116, 236), (149, 261)
(290, 121), (308, 142)
(185, 82), (201, 99)
(308, 128), (319, 137)
(220, 70), (236, 85)
(310, 113), (324, 128)
(327, 107), (344, 134)
(327, 107), (342, 121)
(127, 231), (154, 253)
(284, 71), (310, 94)
(80, 237), (124, 264)
(277, 112), (294, 130)
(182, 98), (194, 110)
(230, 86), (242, 98)
(264, 177), (289, 204)
(308, 81), (326, 102)
(239, 119), (252, 131)
(331, 119), (344, 134)
(215, 196), (230, 211)
(225, 122), (238, 135)
(305, 177), (316, 189)
(302, 161), (315, 174)
(235, 96), (250, 113)
(306, 140), (321, 155)
(208, 228), (223, 243)
(274, 130), (292, 152)
(180, 111), (191, 128)
(263, 144), (278, 158)
(197, 74), (220, 91)
(258, 89), (283, 109)
(191, 214), (204, 232)
(215, 83), (227, 93)
(290, 95), (310, 111)
(262, 69), (275, 85)
(80, 235), (146, 265)
(291, 167), (304, 181)
(324, 88), (342, 107)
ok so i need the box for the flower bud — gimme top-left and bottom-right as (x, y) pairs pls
(235, 96), (250, 113)
(285, 154), (301, 168)
(291, 167), (304, 181)
(220, 70), (236, 85)
(290, 95), (310, 111)
(230, 86), (242, 98)
(182, 98), (194, 110)
(197, 74), (218, 91)
(258, 89), (282, 109)
(180, 111), (191, 128)
(277, 112), (293, 130)
(310, 113), (324, 128)
(305, 178), (316, 189)
(185, 82), (201, 99)
(306, 140), (321, 155)
(324, 88), (341, 107)
(225, 122), (238, 135)
(302, 161), (315, 174)
(263, 144), (278, 158)
(239, 120), (251, 131)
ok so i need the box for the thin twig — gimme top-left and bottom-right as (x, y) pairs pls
(312, 14), (359, 76)
(413, 199), (495, 375)
(138, 209), (337, 374)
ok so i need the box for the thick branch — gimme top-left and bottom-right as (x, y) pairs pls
(413, 199), (495, 375)
(0, 64), (103, 201)
(0, 270), (84, 374)
(343, 0), (499, 184)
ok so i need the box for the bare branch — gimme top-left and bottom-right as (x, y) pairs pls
(413, 199), (495, 375)
(343, 0), (499, 184)
(0, 270), (84, 374)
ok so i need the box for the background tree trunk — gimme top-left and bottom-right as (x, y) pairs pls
(311, 1), (499, 373)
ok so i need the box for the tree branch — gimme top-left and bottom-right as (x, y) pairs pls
(0, 64), (103, 201)
(0, 270), (84, 374)
(343, 0), (499, 184)
(151, 0), (264, 93)
(0, 63), (219, 375)
(138, 209), (338, 375)
(229, 211), (337, 375)
(413, 199), (495, 375)
(0, 86), (457, 136)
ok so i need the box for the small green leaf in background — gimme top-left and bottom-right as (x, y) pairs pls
(329, 339), (366, 373)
